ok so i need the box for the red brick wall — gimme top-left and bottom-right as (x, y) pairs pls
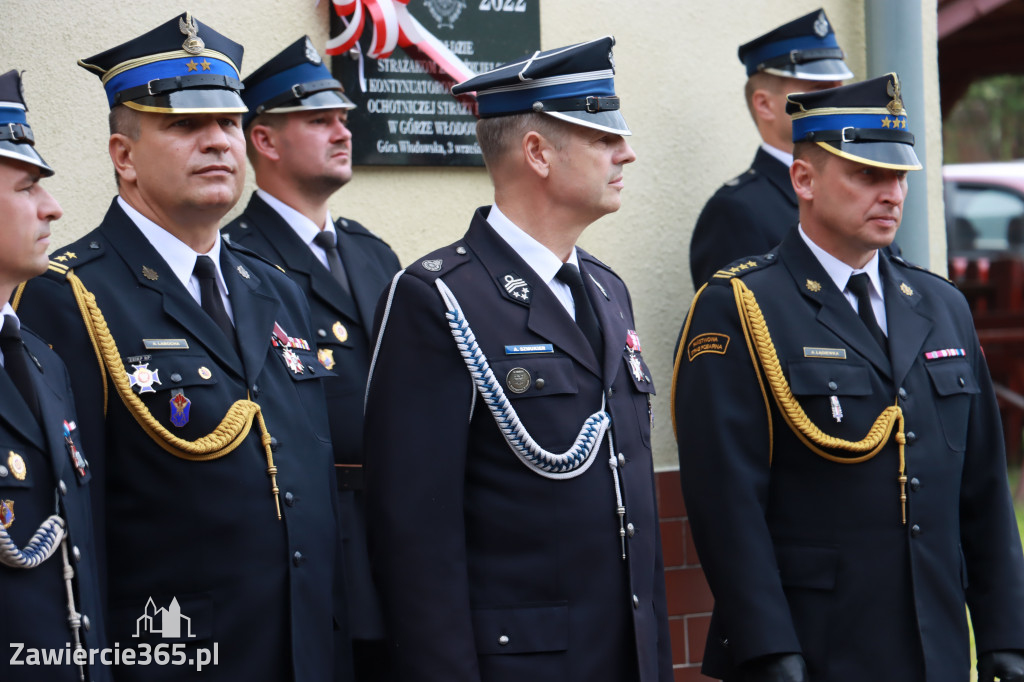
(656, 469), (713, 682)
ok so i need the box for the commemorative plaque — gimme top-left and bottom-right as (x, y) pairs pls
(329, 0), (540, 166)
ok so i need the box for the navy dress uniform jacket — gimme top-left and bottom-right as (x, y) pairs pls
(224, 192), (401, 640)
(0, 327), (110, 682)
(689, 148), (796, 290)
(16, 199), (343, 682)
(673, 228), (1024, 682)
(363, 208), (673, 682)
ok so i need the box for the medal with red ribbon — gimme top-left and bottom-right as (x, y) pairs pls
(625, 329), (647, 384)
(626, 329), (642, 354)
(63, 420), (89, 479)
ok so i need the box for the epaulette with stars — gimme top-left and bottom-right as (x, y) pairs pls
(708, 251), (779, 283)
(44, 238), (107, 280)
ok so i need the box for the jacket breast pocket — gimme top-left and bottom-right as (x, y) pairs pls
(788, 360), (872, 397)
(925, 360), (980, 452)
(489, 356), (579, 400)
(271, 347), (336, 382)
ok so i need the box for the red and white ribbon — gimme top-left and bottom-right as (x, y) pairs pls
(327, 0), (475, 83)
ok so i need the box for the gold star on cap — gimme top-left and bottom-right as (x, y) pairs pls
(806, 279), (822, 292)
(881, 117), (892, 129)
(186, 59), (199, 72)
(200, 59), (211, 71)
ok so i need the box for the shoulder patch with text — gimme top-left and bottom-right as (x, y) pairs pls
(688, 333), (730, 361)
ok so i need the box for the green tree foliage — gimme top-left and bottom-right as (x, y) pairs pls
(945, 75), (1024, 163)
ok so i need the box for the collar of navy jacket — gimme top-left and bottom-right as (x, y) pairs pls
(237, 193), (366, 330)
(753, 145), (798, 208)
(778, 227), (930, 387)
(0, 330), (78, 482)
(99, 198), (281, 387)
(463, 206), (627, 384)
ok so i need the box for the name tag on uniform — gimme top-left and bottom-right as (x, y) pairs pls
(505, 344), (553, 355)
(803, 347), (846, 360)
(143, 338), (190, 350)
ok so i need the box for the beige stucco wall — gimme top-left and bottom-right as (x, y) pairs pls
(3, 0), (942, 470)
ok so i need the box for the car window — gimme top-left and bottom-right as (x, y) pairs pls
(947, 183), (1024, 251)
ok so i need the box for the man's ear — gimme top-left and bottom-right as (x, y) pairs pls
(248, 124), (281, 162)
(109, 134), (137, 184)
(522, 130), (553, 179)
(790, 157), (815, 201)
(751, 88), (779, 124)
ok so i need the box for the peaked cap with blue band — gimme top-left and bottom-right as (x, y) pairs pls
(788, 72), (922, 171)
(739, 8), (853, 81)
(242, 36), (354, 129)
(451, 36), (630, 136)
(0, 70), (53, 176)
(77, 12), (246, 114)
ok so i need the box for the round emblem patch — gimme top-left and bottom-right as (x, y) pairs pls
(506, 368), (532, 394)
(332, 321), (348, 343)
(198, 367), (213, 380)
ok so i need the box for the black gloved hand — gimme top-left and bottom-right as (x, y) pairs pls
(740, 652), (809, 682)
(978, 650), (1024, 682)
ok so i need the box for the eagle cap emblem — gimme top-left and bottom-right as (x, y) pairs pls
(179, 13), (206, 55)
(304, 37), (322, 65)
(813, 11), (829, 38)
(886, 74), (907, 117)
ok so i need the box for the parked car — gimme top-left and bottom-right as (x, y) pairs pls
(944, 161), (1024, 258)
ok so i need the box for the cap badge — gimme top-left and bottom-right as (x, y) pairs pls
(886, 76), (906, 117)
(179, 13), (206, 56)
(806, 279), (822, 293)
(305, 37), (322, 65)
(814, 11), (829, 38)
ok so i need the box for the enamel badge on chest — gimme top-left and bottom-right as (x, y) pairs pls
(282, 347), (304, 374)
(625, 329), (648, 383)
(63, 420), (89, 478)
(129, 363), (161, 393)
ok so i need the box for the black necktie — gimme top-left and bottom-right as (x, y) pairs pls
(312, 230), (352, 296)
(556, 263), (604, 360)
(847, 273), (887, 351)
(193, 255), (237, 347)
(0, 316), (42, 424)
